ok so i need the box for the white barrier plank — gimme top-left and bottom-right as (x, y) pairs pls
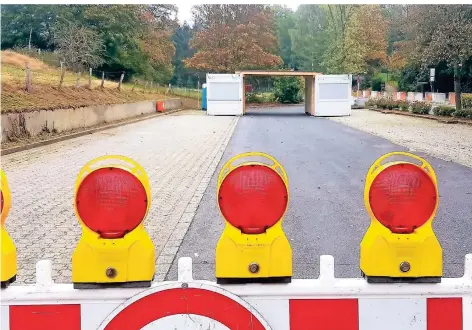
(359, 298), (426, 330)
(245, 298), (289, 330)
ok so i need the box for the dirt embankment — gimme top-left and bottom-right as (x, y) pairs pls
(1, 50), (173, 113)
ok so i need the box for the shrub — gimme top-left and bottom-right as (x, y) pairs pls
(433, 106), (456, 117)
(260, 92), (276, 103)
(410, 102), (431, 115)
(398, 101), (410, 111)
(387, 100), (402, 110)
(376, 98), (388, 109)
(453, 109), (472, 119)
(246, 92), (263, 103)
(274, 76), (302, 104)
(462, 94), (472, 109)
(365, 99), (376, 108)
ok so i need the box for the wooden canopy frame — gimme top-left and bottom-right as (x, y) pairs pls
(236, 71), (322, 115)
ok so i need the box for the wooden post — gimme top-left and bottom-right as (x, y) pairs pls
(59, 61), (65, 88)
(150, 81), (153, 94)
(28, 28), (32, 51)
(143, 81), (148, 93)
(118, 72), (124, 91)
(100, 71), (105, 89)
(25, 62), (32, 92)
(76, 72), (80, 89)
(88, 68), (92, 89)
(132, 79), (138, 92)
(197, 80), (201, 109)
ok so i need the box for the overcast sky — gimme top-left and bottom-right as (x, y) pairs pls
(176, 4), (301, 24)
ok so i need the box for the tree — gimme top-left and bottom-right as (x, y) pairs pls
(271, 5), (296, 68)
(322, 4), (359, 73)
(170, 22), (196, 87)
(1, 5), (75, 50)
(52, 21), (105, 70)
(404, 5), (472, 109)
(290, 5), (328, 72)
(184, 5), (282, 72)
(343, 5), (389, 74)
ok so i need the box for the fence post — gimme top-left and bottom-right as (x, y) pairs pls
(118, 72), (124, 91)
(132, 79), (138, 92)
(88, 68), (92, 89)
(76, 72), (80, 89)
(25, 62), (32, 92)
(198, 81), (201, 109)
(143, 81), (148, 93)
(59, 61), (65, 88)
(150, 81), (153, 94)
(100, 71), (105, 89)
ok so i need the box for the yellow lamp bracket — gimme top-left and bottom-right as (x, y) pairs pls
(72, 155), (155, 289)
(215, 152), (293, 284)
(1, 169), (17, 288)
(360, 152), (443, 283)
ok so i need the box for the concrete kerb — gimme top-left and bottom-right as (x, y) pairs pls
(1, 109), (184, 156)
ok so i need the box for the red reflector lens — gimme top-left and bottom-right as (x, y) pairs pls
(76, 168), (148, 238)
(218, 165), (288, 234)
(369, 163), (437, 233)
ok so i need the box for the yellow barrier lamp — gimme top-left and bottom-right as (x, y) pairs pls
(72, 155), (155, 289)
(215, 152), (292, 284)
(360, 152), (442, 283)
(1, 169), (17, 288)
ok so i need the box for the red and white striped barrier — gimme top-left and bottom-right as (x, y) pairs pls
(2, 255), (471, 330)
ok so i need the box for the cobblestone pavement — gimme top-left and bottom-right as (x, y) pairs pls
(1, 110), (238, 284)
(329, 109), (472, 168)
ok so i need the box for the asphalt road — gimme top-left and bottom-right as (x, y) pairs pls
(166, 106), (472, 281)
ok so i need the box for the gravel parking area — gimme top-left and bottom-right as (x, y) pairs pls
(329, 109), (472, 168)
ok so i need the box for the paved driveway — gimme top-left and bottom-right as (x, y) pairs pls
(167, 106), (472, 281)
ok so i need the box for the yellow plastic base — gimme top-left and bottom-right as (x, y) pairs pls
(215, 223), (292, 281)
(1, 227), (17, 285)
(360, 221), (442, 279)
(72, 224), (155, 285)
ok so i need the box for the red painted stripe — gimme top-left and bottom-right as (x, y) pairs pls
(103, 288), (266, 330)
(10, 304), (81, 330)
(427, 297), (462, 330)
(289, 299), (359, 330)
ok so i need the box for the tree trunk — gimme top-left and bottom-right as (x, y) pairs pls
(454, 64), (461, 110)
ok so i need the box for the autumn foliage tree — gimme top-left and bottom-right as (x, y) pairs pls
(403, 5), (472, 109)
(343, 5), (388, 74)
(184, 5), (282, 73)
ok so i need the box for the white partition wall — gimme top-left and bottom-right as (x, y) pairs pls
(206, 74), (243, 116)
(314, 74), (352, 116)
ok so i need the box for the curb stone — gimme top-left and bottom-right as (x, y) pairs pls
(1, 109), (185, 155)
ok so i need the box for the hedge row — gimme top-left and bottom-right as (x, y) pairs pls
(366, 99), (472, 119)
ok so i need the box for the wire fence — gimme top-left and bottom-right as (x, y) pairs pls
(5, 47), (202, 100)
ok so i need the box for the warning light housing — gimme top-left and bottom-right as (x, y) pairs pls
(1, 169), (17, 288)
(215, 152), (292, 284)
(360, 152), (442, 283)
(72, 155), (155, 289)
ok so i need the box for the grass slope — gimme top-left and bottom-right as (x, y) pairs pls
(1, 51), (200, 113)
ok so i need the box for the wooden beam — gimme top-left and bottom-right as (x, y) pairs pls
(236, 70), (321, 77)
